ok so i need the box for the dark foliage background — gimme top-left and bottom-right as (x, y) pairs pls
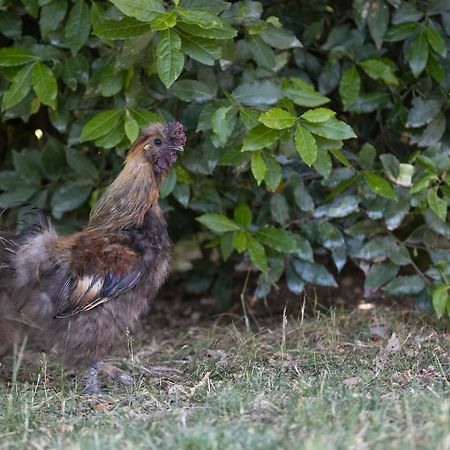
(0, 0), (449, 317)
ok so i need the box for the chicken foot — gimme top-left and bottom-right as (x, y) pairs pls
(84, 361), (134, 394)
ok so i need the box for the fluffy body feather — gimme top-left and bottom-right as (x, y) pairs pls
(0, 122), (184, 369)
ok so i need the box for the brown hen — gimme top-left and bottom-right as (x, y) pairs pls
(0, 122), (185, 392)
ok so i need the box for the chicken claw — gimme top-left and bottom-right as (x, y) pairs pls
(84, 361), (134, 394)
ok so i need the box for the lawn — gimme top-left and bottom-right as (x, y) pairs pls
(0, 306), (449, 450)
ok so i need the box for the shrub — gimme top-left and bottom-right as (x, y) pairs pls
(0, 0), (449, 317)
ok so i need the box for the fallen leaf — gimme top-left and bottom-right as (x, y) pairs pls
(95, 402), (110, 411)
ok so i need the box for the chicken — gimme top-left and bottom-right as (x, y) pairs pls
(0, 121), (186, 393)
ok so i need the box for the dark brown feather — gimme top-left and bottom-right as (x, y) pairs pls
(0, 122), (185, 367)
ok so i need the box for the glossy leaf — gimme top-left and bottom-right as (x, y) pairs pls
(80, 110), (122, 142)
(247, 236), (268, 272)
(300, 108), (335, 123)
(432, 285), (449, 319)
(302, 118), (356, 140)
(196, 213), (241, 233)
(156, 29), (184, 88)
(251, 151), (266, 185)
(0, 48), (36, 66)
(2, 63), (33, 110)
(242, 125), (280, 151)
(292, 260), (337, 287)
(295, 124), (317, 166)
(382, 275), (425, 296)
(363, 171), (396, 199)
(259, 108), (296, 130)
(94, 17), (150, 39)
(32, 62), (57, 109)
(109, 0), (165, 22)
(65, 0), (90, 54)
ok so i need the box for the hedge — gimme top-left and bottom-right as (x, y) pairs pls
(0, 0), (449, 317)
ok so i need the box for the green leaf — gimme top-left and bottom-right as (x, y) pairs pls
(232, 230), (249, 253)
(176, 7), (222, 29)
(94, 17), (150, 39)
(176, 20), (236, 40)
(2, 63), (33, 110)
(39, 0), (67, 36)
(95, 127), (125, 149)
(98, 66), (125, 97)
(432, 285), (449, 319)
(355, 236), (396, 261)
(32, 62), (57, 109)
(0, 48), (36, 66)
(179, 33), (221, 65)
(255, 227), (299, 253)
(80, 109), (122, 142)
(363, 171), (396, 199)
(51, 183), (92, 219)
(364, 262), (400, 295)
(13, 150), (41, 183)
(242, 125), (280, 151)
(259, 108), (296, 130)
(359, 58), (398, 86)
(427, 189), (447, 222)
(171, 79), (215, 103)
(263, 152), (282, 192)
(367, 0), (389, 48)
(196, 213), (241, 233)
(159, 168), (177, 198)
(66, 148), (99, 181)
(292, 176), (314, 212)
(0, 186), (37, 208)
(295, 124), (317, 166)
(407, 31), (429, 77)
(382, 275), (425, 296)
(406, 98), (441, 128)
(270, 192), (289, 225)
(211, 106), (235, 147)
(150, 11), (176, 31)
(339, 66), (360, 110)
(302, 118), (356, 140)
(233, 203), (252, 227)
(247, 236), (268, 272)
(232, 80), (282, 107)
(425, 27), (447, 57)
(109, 0), (165, 22)
(300, 108), (335, 123)
(248, 35), (276, 70)
(292, 260), (337, 287)
(384, 22), (418, 42)
(389, 244), (411, 266)
(173, 183), (190, 207)
(131, 108), (161, 128)
(124, 113), (139, 142)
(65, 0), (90, 54)
(260, 24), (301, 49)
(283, 78), (330, 107)
(286, 264), (305, 294)
(251, 151), (266, 185)
(156, 29), (184, 88)
(240, 108), (261, 130)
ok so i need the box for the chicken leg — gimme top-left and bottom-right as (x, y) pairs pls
(84, 361), (134, 394)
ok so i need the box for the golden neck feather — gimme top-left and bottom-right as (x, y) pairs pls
(88, 154), (162, 231)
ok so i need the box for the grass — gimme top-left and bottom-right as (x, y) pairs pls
(0, 306), (449, 450)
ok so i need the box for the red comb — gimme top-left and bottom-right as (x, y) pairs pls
(168, 122), (186, 148)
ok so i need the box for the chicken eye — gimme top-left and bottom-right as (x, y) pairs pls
(153, 138), (162, 147)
